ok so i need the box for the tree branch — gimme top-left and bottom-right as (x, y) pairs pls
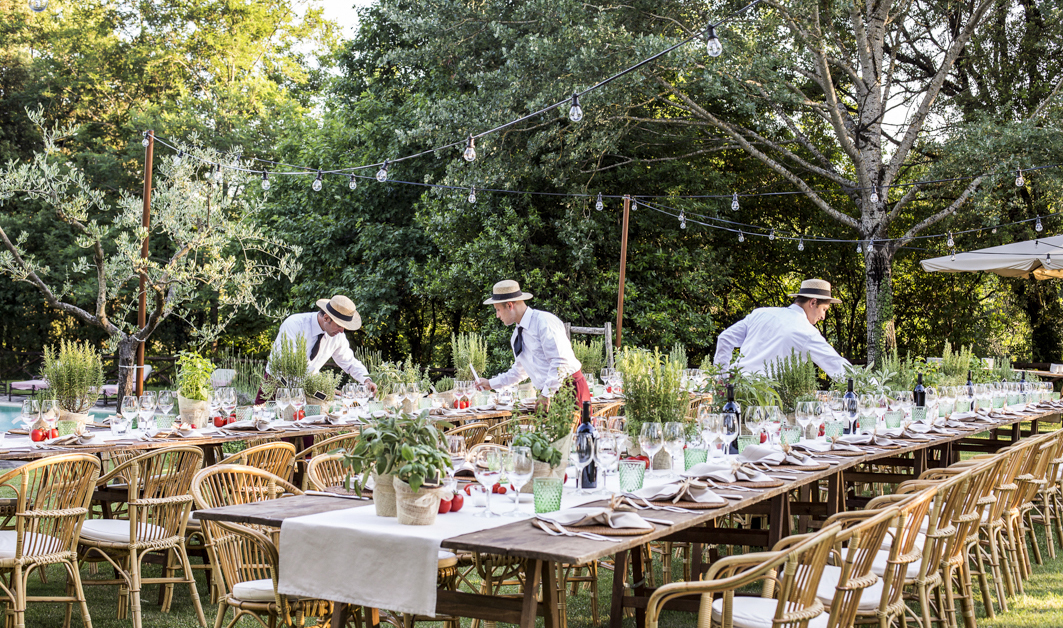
(894, 176), (985, 247)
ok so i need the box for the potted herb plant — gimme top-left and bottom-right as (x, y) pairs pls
(393, 443), (452, 525)
(40, 340), (103, 429)
(618, 347), (685, 468)
(176, 351), (215, 428)
(510, 430), (562, 492)
(303, 370), (341, 416)
(530, 372), (578, 478)
(262, 334), (307, 419)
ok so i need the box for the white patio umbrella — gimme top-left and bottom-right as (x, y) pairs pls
(920, 235), (1063, 280)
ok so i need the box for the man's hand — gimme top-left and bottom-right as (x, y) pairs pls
(475, 378), (492, 391)
(535, 395), (551, 413)
(364, 379), (378, 395)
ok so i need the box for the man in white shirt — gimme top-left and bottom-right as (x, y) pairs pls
(713, 279), (851, 378)
(255, 295), (377, 403)
(474, 280), (590, 411)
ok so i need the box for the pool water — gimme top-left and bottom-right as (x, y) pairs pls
(0, 404), (113, 432)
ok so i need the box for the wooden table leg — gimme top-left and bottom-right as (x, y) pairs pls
(827, 470), (843, 517)
(519, 559), (543, 628)
(768, 494), (791, 547)
(541, 560), (560, 628)
(633, 544), (647, 627)
(609, 550), (629, 628)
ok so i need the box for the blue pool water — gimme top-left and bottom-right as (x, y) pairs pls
(0, 404), (113, 432)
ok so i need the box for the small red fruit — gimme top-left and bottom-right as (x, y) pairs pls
(30, 429), (46, 442)
(438, 496), (452, 514)
(564, 473), (568, 483)
(760, 432), (768, 443)
(454, 400), (461, 409)
(49, 428), (58, 439)
(497, 484), (508, 495)
(214, 415), (227, 428)
(818, 423), (825, 437)
(462, 400), (470, 409)
(450, 493), (464, 512)
(463, 484), (473, 496)
(491, 483), (501, 494)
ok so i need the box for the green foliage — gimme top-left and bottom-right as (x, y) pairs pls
(510, 431), (561, 467)
(263, 334), (308, 398)
(832, 362), (899, 396)
(396, 442), (452, 492)
(669, 342), (688, 369)
(451, 333), (488, 381)
(353, 348), (383, 375)
(40, 340), (103, 414)
(618, 347), (685, 436)
(767, 350), (819, 413)
(218, 349), (265, 405)
(572, 338), (605, 379)
(303, 370), (341, 403)
(370, 357), (431, 397)
(435, 377), (455, 393)
(535, 370), (578, 443)
(342, 411), (449, 492)
(729, 368), (783, 410)
(176, 351), (215, 402)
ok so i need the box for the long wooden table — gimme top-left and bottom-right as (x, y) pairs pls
(194, 404), (1062, 628)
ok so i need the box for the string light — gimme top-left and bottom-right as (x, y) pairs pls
(1048, 253), (1052, 263)
(797, 236), (804, 251)
(312, 170), (323, 192)
(468, 186), (477, 204)
(464, 136), (476, 162)
(704, 25), (723, 57)
(568, 94), (583, 122)
(731, 192), (739, 211)
(768, 228), (775, 241)
(141, 132), (150, 148)
(857, 241), (862, 254)
(595, 193), (604, 211)
(28, 0), (47, 12)
(679, 211), (687, 229)
(376, 160), (389, 183)
(738, 230), (745, 242)
(261, 171), (270, 191)
(868, 238), (874, 250)
(1016, 169), (1025, 187)
(632, 199), (637, 211)
(951, 251), (956, 261)
(174, 150), (184, 165)
(1036, 215), (1044, 232)
(947, 231), (955, 247)
(869, 185), (879, 204)
(349, 174), (357, 190)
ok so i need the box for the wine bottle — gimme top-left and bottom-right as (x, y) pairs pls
(722, 384), (740, 454)
(966, 370), (973, 397)
(577, 401), (597, 489)
(913, 372), (926, 406)
(843, 378), (857, 432)
(1020, 371), (1027, 392)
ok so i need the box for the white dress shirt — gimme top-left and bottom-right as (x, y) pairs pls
(713, 304), (850, 378)
(488, 308), (582, 396)
(267, 312), (371, 383)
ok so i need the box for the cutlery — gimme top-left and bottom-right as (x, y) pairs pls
(621, 496), (699, 513)
(534, 520), (616, 542)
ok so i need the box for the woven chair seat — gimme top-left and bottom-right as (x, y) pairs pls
(871, 548), (921, 579)
(80, 519), (169, 544)
(0, 530), (66, 559)
(815, 564), (883, 612)
(711, 596), (828, 628)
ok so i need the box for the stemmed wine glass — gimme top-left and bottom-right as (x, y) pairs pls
(638, 423), (663, 479)
(795, 401), (815, 441)
(662, 422), (685, 478)
(594, 433), (619, 494)
(471, 448), (502, 517)
(290, 388), (306, 420)
(761, 407), (783, 446)
(857, 394), (874, 434)
(698, 408), (721, 457)
(504, 447), (535, 514)
(743, 407), (763, 445)
(158, 390), (174, 417)
(221, 388), (237, 423)
(571, 431), (596, 494)
(121, 395), (140, 433)
(39, 398), (58, 434)
(139, 391), (158, 436)
(275, 388), (291, 421)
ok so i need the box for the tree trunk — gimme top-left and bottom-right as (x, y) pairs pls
(116, 335), (140, 402)
(864, 245), (895, 366)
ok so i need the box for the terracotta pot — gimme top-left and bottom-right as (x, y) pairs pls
(177, 395), (210, 428)
(394, 477), (446, 525)
(372, 472), (397, 517)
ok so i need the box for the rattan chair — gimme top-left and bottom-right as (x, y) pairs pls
(77, 445), (207, 628)
(291, 432), (360, 490)
(1015, 431), (1063, 570)
(191, 464), (336, 628)
(0, 453), (101, 628)
(306, 453), (351, 492)
(444, 422), (490, 448)
(483, 416), (534, 446)
(645, 523), (841, 628)
(219, 441), (297, 480)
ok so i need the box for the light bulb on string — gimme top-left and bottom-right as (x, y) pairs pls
(1049, 253), (1053, 263)
(468, 186), (477, 204)
(857, 241), (862, 254)
(1036, 215), (1044, 232)
(312, 170), (323, 192)
(261, 171), (270, 191)
(28, 0), (47, 12)
(174, 151), (184, 166)
(738, 230), (745, 242)
(951, 251), (956, 261)
(141, 132), (150, 148)
(869, 185), (879, 204)
(1016, 169), (1025, 187)
(992, 227), (998, 234)
(731, 192), (739, 211)
(632, 199), (637, 211)
(463, 136), (477, 162)
(679, 212), (686, 229)
(798, 237), (804, 251)
(349, 175), (358, 190)
(947, 231), (955, 248)
(769, 229), (775, 241)
(568, 93), (583, 122)
(868, 238), (874, 250)
(376, 160), (389, 183)
(595, 193), (604, 211)
(704, 25), (723, 57)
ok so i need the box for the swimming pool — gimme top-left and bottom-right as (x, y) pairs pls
(0, 403), (113, 432)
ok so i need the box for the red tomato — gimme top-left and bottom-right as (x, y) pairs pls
(462, 400), (469, 409)
(760, 432), (768, 443)
(49, 429), (58, 439)
(491, 483), (501, 494)
(30, 429), (46, 442)
(818, 423), (825, 437)
(213, 415), (227, 428)
(497, 484), (508, 495)
(454, 400), (462, 409)
(463, 484), (473, 496)
(564, 473), (568, 483)
(450, 493), (464, 512)
(438, 496), (452, 514)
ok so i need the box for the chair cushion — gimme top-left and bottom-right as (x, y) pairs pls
(79, 519), (169, 544)
(881, 531), (926, 552)
(231, 578), (277, 602)
(815, 564), (883, 612)
(0, 530), (67, 558)
(871, 548), (921, 580)
(711, 595), (828, 628)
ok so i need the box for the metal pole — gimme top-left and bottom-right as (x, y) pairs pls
(615, 194), (631, 348)
(137, 130), (154, 397)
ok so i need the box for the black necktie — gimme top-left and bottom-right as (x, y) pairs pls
(512, 326), (524, 358)
(309, 334), (323, 360)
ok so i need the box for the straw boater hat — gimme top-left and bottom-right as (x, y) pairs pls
(483, 280), (534, 305)
(787, 279), (842, 304)
(315, 295), (362, 331)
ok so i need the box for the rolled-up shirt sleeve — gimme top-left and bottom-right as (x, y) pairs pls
(804, 332), (851, 379)
(489, 361), (528, 390)
(330, 336), (371, 383)
(538, 317), (575, 396)
(713, 319), (747, 367)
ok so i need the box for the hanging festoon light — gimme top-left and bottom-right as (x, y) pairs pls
(632, 199), (637, 211)
(798, 236), (805, 251)
(1016, 169), (1025, 187)
(464, 136), (477, 162)
(731, 192), (739, 211)
(704, 24), (723, 57)
(869, 185), (879, 204)
(568, 93), (584, 122)
(595, 193), (604, 211)
(856, 241), (863, 254)
(312, 170), (323, 192)
(141, 131), (150, 148)
(261, 171), (271, 191)
(468, 185), (477, 204)
(349, 174), (358, 190)
(768, 228), (776, 241)
(28, 0), (47, 12)
(174, 150), (184, 166)
(376, 160), (390, 183)
(679, 211), (687, 229)
(738, 230), (745, 242)
(951, 251), (956, 261)
(947, 231), (955, 248)
(1036, 215), (1044, 232)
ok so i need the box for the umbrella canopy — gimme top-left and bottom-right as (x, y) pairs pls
(920, 235), (1063, 280)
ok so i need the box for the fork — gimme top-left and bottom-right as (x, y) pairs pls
(703, 479), (758, 492)
(621, 496), (696, 513)
(534, 520), (616, 542)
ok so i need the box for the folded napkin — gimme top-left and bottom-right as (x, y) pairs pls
(836, 434), (898, 447)
(303, 414), (350, 425)
(227, 419), (281, 432)
(906, 424), (957, 435)
(682, 461), (774, 484)
(791, 439), (863, 453)
(537, 507), (654, 530)
(737, 444), (818, 467)
(626, 479), (725, 505)
(45, 433), (97, 446)
(152, 427), (204, 439)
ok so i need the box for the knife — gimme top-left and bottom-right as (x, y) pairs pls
(469, 363), (481, 384)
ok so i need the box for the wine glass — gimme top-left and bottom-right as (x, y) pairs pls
(275, 388), (291, 420)
(407, 382), (421, 408)
(925, 387), (939, 423)
(571, 431), (596, 494)
(698, 409), (721, 457)
(20, 399), (39, 433)
(158, 390), (174, 417)
(761, 407), (783, 446)
(600, 368), (615, 393)
(595, 433), (619, 494)
(40, 399), (58, 434)
(638, 423), (664, 478)
(121, 395), (140, 433)
(290, 388), (306, 420)
(662, 422), (685, 478)
(471, 448), (502, 517)
(504, 447), (535, 514)
(720, 410), (739, 458)
(743, 407), (763, 444)
(857, 394), (874, 434)
(139, 392), (157, 436)
(795, 401), (815, 441)
(220, 388), (236, 422)
(447, 435), (467, 466)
